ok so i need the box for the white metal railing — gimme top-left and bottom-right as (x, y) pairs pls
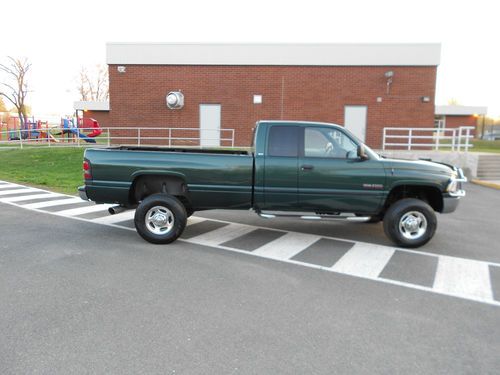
(0, 126), (235, 149)
(382, 126), (474, 152)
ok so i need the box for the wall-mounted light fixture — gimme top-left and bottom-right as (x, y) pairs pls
(384, 71), (394, 94)
(117, 66), (126, 73)
(253, 95), (262, 104)
(421, 96), (431, 103)
(166, 91), (184, 109)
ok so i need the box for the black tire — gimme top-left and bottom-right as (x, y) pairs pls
(383, 198), (437, 248)
(134, 193), (187, 244)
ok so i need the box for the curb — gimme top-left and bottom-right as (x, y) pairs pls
(471, 179), (500, 190)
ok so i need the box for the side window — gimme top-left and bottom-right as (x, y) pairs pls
(304, 127), (358, 159)
(268, 126), (299, 157)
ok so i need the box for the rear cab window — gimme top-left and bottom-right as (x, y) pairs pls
(267, 126), (300, 157)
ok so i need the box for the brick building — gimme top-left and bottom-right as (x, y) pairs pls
(81, 43), (443, 148)
(434, 105), (487, 136)
(73, 101), (110, 127)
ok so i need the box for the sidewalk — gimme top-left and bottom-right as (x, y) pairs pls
(472, 179), (500, 190)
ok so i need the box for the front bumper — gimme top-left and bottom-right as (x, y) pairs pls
(78, 185), (89, 201)
(442, 167), (467, 213)
(442, 190), (465, 214)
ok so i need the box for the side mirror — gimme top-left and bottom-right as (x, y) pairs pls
(357, 144), (368, 160)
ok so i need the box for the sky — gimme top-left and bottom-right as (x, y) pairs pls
(1, 0), (499, 117)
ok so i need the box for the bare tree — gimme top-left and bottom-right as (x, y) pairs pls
(0, 57), (31, 127)
(77, 65), (109, 101)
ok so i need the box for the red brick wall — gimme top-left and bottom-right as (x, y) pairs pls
(108, 65), (437, 148)
(444, 115), (477, 128)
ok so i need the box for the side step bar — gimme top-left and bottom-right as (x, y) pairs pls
(257, 210), (371, 222)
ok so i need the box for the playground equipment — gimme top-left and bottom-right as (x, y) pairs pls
(61, 117), (102, 143)
(0, 114), (103, 144)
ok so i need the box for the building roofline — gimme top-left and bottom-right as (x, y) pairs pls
(73, 101), (110, 111)
(106, 43), (441, 66)
(435, 105), (487, 116)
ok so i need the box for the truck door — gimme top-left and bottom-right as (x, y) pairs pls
(263, 125), (300, 209)
(298, 126), (386, 213)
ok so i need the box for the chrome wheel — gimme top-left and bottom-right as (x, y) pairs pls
(145, 206), (174, 235)
(398, 211), (427, 240)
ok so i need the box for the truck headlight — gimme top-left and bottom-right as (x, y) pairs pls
(446, 179), (458, 193)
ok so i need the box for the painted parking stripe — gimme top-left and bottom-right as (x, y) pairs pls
(54, 204), (113, 217)
(92, 210), (136, 224)
(331, 243), (396, 278)
(0, 188), (39, 196)
(252, 232), (321, 260)
(0, 192), (60, 202)
(22, 197), (84, 209)
(186, 223), (256, 247)
(433, 256), (493, 301)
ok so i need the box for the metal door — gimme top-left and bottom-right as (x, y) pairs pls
(344, 105), (367, 142)
(200, 104), (221, 147)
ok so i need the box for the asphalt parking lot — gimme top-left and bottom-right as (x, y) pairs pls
(0, 180), (499, 374)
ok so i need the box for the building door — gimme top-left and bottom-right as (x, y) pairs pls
(200, 104), (221, 147)
(344, 105), (367, 142)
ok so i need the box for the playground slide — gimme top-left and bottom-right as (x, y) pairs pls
(38, 131), (60, 143)
(68, 127), (97, 143)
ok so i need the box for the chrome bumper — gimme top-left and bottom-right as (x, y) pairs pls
(442, 167), (466, 213)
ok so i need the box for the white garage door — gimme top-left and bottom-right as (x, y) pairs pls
(200, 104), (221, 147)
(344, 106), (367, 142)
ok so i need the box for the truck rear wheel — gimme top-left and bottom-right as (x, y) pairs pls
(383, 198), (436, 248)
(134, 194), (187, 244)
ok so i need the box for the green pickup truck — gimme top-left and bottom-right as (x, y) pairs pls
(79, 120), (466, 248)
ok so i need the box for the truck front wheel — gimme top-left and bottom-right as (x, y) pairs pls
(383, 198), (437, 248)
(134, 194), (187, 244)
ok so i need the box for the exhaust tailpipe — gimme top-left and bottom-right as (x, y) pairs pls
(108, 206), (127, 215)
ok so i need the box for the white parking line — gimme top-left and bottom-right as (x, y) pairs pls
(92, 210), (135, 224)
(252, 232), (320, 260)
(54, 204), (112, 217)
(0, 188), (39, 196)
(433, 256), (493, 301)
(331, 243), (396, 278)
(22, 197), (83, 209)
(0, 192), (61, 202)
(187, 223), (255, 247)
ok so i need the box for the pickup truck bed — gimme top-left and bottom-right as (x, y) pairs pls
(84, 146), (254, 209)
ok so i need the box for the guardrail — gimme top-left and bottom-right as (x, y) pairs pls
(382, 126), (474, 152)
(0, 126), (235, 149)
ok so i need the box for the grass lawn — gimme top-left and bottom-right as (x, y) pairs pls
(471, 139), (500, 153)
(0, 147), (85, 195)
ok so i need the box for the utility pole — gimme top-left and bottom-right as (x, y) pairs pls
(480, 115), (486, 139)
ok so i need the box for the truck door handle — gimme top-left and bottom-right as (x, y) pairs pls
(301, 164), (314, 171)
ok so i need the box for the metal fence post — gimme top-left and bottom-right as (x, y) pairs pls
(168, 129), (172, 147)
(465, 127), (470, 152)
(408, 129), (412, 150)
(451, 129), (456, 151)
(107, 129), (111, 147)
(19, 130), (23, 149)
(382, 128), (386, 150)
(138, 128), (141, 146)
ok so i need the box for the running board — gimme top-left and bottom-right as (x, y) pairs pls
(257, 211), (371, 222)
